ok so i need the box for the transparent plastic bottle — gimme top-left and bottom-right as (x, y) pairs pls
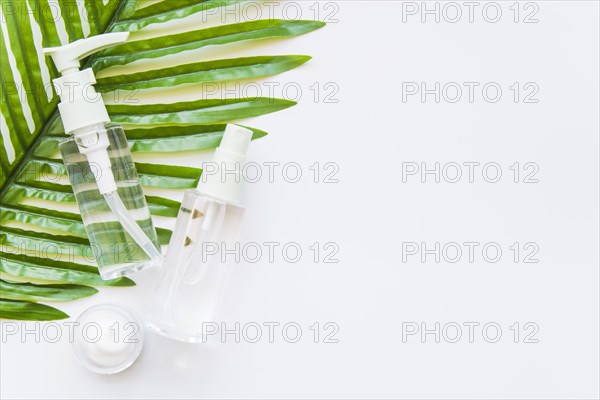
(44, 33), (162, 279)
(60, 124), (160, 279)
(146, 191), (244, 342)
(146, 124), (252, 342)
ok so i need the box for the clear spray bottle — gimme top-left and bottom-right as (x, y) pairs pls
(146, 124), (253, 342)
(44, 33), (162, 279)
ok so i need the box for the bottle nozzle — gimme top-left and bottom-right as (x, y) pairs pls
(43, 32), (129, 75)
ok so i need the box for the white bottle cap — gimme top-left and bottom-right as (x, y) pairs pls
(198, 124), (253, 204)
(72, 304), (144, 375)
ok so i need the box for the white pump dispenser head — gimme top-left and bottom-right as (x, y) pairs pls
(44, 32), (129, 74)
(43, 32), (129, 135)
(198, 124), (253, 204)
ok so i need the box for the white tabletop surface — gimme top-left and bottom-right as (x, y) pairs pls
(1, 1), (599, 399)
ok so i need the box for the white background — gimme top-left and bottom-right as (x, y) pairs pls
(1, 1), (599, 399)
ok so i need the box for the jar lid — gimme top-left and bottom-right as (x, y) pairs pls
(72, 303), (144, 374)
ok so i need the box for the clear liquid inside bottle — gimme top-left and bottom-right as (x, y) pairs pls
(59, 124), (160, 279)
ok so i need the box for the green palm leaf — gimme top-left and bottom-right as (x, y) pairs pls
(0, 279), (98, 301)
(0, 0), (324, 320)
(96, 55), (312, 92)
(0, 298), (69, 321)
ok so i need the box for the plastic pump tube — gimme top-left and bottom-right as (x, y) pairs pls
(103, 191), (163, 263)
